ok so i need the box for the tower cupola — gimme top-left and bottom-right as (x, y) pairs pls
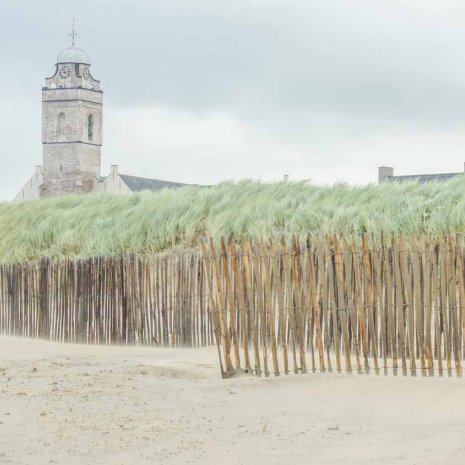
(57, 46), (90, 65)
(45, 20), (99, 91)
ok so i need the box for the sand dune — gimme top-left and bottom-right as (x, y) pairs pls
(0, 336), (464, 464)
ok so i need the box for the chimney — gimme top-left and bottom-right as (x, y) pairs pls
(283, 174), (289, 182)
(110, 164), (118, 180)
(35, 165), (42, 174)
(378, 166), (394, 183)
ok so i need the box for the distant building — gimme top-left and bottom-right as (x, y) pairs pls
(378, 164), (465, 184)
(96, 165), (187, 194)
(14, 24), (188, 203)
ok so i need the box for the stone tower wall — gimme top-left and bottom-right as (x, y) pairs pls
(41, 143), (101, 197)
(42, 89), (103, 146)
(41, 64), (103, 198)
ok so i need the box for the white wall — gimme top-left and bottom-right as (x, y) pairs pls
(13, 166), (43, 203)
(94, 165), (131, 194)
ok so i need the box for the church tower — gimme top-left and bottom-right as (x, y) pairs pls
(41, 25), (103, 197)
(14, 22), (188, 204)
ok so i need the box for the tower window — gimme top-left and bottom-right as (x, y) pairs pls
(88, 114), (94, 140)
(57, 112), (66, 138)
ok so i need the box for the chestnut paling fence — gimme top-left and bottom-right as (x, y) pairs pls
(0, 253), (214, 347)
(201, 234), (465, 378)
(2, 233), (465, 379)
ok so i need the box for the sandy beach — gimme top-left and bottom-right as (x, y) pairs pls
(0, 336), (464, 465)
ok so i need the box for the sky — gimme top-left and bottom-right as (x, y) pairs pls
(2, 0), (465, 200)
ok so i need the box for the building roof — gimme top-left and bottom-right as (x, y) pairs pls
(386, 172), (462, 183)
(119, 174), (189, 192)
(57, 46), (90, 65)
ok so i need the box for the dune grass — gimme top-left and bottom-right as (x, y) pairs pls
(2, 177), (465, 263)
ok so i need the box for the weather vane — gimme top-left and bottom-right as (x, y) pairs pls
(69, 19), (78, 47)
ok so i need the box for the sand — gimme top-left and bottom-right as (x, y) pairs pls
(0, 336), (464, 465)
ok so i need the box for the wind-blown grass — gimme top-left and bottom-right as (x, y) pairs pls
(2, 176), (465, 263)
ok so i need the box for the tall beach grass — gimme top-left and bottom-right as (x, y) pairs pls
(2, 177), (465, 263)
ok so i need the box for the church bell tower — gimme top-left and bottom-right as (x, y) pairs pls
(41, 22), (103, 197)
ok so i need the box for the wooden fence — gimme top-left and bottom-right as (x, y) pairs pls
(3, 233), (465, 379)
(201, 234), (465, 377)
(0, 253), (213, 347)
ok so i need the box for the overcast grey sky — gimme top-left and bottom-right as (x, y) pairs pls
(2, 0), (465, 200)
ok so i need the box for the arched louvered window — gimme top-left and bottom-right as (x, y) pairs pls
(88, 114), (94, 140)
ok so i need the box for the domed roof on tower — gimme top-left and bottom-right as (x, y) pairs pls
(56, 19), (89, 65)
(56, 46), (90, 65)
